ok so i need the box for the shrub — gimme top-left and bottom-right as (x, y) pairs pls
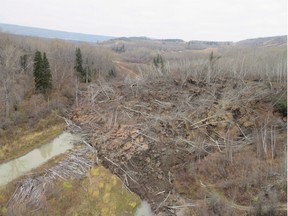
(274, 99), (287, 116)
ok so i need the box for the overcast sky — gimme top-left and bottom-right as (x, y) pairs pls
(0, 0), (286, 41)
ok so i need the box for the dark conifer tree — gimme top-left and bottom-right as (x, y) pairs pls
(74, 48), (85, 81)
(153, 54), (164, 69)
(33, 51), (52, 94)
(42, 52), (52, 93)
(33, 51), (43, 92)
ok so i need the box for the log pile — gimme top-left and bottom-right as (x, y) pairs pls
(7, 145), (97, 215)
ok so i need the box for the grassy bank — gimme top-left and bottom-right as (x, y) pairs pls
(0, 165), (141, 216)
(44, 166), (141, 216)
(0, 110), (65, 163)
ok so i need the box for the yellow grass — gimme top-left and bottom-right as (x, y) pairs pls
(0, 112), (65, 163)
(44, 166), (141, 216)
(0, 165), (141, 216)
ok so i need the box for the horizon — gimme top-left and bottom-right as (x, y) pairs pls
(0, 0), (286, 42)
(0, 22), (286, 43)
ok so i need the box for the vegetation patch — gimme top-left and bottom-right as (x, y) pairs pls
(274, 98), (287, 117)
(0, 110), (64, 163)
(35, 166), (141, 216)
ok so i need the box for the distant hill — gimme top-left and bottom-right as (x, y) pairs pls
(110, 36), (151, 42)
(111, 37), (185, 43)
(236, 35), (287, 47)
(185, 36), (287, 49)
(0, 23), (115, 43)
(186, 40), (232, 50)
(187, 40), (232, 46)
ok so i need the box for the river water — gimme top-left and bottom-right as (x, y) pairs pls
(0, 132), (79, 187)
(0, 132), (153, 215)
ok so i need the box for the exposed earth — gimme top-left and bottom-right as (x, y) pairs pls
(72, 73), (287, 215)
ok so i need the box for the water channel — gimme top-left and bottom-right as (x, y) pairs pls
(0, 132), (78, 187)
(0, 132), (153, 215)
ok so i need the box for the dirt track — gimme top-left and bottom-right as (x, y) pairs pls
(113, 60), (139, 77)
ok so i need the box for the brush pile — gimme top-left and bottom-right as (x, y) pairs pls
(73, 77), (287, 215)
(7, 145), (97, 215)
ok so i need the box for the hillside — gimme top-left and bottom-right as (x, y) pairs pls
(0, 32), (286, 216)
(73, 77), (287, 216)
(74, 35), (287, 215)
(0, 23), (114, 43)
(236, 35), (287, 47)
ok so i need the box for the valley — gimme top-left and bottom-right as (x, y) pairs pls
(0, 32), (286, 215)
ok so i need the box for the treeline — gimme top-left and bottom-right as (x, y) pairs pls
(0, 32), (115, 130)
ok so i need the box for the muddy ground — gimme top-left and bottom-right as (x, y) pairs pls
(73, 76), (287, 215)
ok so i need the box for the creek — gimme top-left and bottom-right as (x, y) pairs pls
(0, 132), (153, 215)
(0, 132), (79, 187)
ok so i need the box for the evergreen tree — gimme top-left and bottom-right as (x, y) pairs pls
(33, 51), (52, 94)
(153, 54), (165, 75)
(42, 52), (52, 93)
(153, 54), (164, 69)
(74, 48), (85, 81)
(33, 51), (43, 92)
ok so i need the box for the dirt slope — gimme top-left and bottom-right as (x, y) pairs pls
(73, 75), (287, 215)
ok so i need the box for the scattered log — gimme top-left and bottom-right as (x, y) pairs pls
(7, 145), (97, 215)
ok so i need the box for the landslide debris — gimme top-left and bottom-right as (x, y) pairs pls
(73, 77), (287, 215)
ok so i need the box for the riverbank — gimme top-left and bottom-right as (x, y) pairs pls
(0, 152), (68, 215)
(0, 131), (142, 216)
(0, 144), (69, 215)
(0, 153), (142, 216)
(0, 111), (65, 164)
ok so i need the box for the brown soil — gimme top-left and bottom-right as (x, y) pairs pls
(73, 76), (287, 215)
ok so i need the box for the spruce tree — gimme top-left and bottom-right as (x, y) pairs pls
(153, 54), (164, 69)
(74, 48), (85, 81)
(42, 52), (52, 93)
(33, 51), (43, 92)
(33, 51), (52, 94)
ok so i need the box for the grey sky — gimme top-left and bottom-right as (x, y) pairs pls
(0, 0), (286, 41)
